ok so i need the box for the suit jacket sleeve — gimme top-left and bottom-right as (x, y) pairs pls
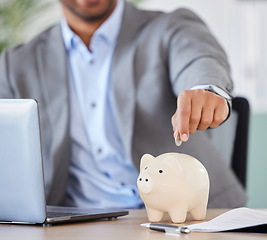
(165, 8), (233, 97)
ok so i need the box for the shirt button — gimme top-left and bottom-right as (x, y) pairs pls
(97, 148), (102, 154)
(89, 59), (94, 64)
(121, 182), (125, 186)
(91, 102), (96, 108)
(104, 172), (110, 178)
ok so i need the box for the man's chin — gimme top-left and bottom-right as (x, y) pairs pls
(69, 0), (116, 22)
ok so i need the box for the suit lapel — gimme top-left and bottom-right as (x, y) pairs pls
(110, 2), (152, 158)
(36, 25), (70, 167)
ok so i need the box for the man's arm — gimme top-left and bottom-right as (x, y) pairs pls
(165, 9), (233, 142)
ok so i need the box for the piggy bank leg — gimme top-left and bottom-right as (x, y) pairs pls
(190, 201), (208, 220)
(146, 207), (164, 222)
(168, 206), (187, 223)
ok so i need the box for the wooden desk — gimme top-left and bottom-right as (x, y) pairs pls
(0, 209), (266, 240)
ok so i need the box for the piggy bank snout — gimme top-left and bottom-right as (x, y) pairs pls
(137, 173), (153, 194)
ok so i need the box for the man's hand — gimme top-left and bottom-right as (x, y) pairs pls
(171, 89), (229, 142)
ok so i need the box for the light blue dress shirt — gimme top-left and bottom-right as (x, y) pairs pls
(61, 0), (143, 209)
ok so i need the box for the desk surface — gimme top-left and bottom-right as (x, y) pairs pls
(0, 209), (266, 240)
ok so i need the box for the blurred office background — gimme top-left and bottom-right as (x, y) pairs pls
(0, 0), (266, 208)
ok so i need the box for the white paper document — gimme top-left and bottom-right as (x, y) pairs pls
(187, 207), (267, 233)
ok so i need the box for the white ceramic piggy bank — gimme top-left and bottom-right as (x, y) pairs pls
(137, 153), (209, 223)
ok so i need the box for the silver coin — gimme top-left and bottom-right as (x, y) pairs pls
(175, 134), (182, 146)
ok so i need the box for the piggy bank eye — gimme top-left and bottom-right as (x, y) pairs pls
(144, 167), (148, 170)
(159, 170), (163, 173)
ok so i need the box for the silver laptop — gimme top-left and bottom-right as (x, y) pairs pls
(0, 99), (128, 225)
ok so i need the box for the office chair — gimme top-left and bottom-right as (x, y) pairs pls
(231, 97), (250, 188)
(207, 97), (250, 188)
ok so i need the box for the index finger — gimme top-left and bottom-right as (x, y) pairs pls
(177, 91), (191, 141)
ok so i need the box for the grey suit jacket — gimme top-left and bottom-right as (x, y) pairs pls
(0, 2), (246, 207)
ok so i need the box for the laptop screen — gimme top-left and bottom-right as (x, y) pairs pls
(0, 99), (48, 223)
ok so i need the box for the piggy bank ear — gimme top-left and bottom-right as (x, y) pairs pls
(140, 154), (155, 170)
(163, 156), (182, 173)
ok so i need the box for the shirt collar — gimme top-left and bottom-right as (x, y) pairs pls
(61, 0), (124, 51)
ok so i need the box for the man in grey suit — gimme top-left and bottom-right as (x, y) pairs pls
(0, 0), (246, 208)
